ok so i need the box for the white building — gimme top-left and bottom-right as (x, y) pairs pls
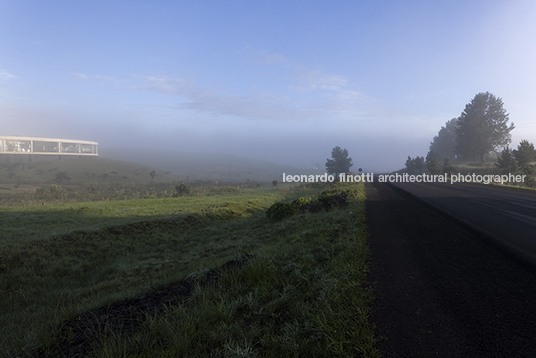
(0, 136), (98, 162)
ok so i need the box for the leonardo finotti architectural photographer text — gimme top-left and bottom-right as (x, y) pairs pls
(282, 173), (526, 185)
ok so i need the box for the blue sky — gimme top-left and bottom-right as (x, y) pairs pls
(1, 0), (535, 171)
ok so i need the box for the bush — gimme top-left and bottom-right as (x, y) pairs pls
(266, 188), (350, 221)
(35, 184), (65, 201)
(524, 165), (535, 187)
(174, 183), (191, 197)
(266, 202), (297, 221)
(55, 171), (70, 184)
(291, 197), (312, 212)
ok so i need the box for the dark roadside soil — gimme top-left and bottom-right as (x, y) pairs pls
(39, 259), (248, 358)
(366, 182), (536, 357)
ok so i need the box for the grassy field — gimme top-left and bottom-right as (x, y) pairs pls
(1, 181), (378, 357)
(0, 156), (178, 187)
(100, 149), (311, 183)
(0, 155), (319, 206)
(0, 152), (317, 188)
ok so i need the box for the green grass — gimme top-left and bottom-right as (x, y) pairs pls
(451, 161), (500, 176)
(91, 182), (377, 358)
(1, 182), (377, 357)
(0, 156), (177, 186)
(0, 185), (312, 243)
(0, 153), (317, 187)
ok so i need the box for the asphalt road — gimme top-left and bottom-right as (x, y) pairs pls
(366, 181), (536, 357)
(392, 181), (536, 265)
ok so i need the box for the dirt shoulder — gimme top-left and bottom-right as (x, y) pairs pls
(366, 182), (536, 357)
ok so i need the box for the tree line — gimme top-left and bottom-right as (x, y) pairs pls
(406, 92), (536, 181)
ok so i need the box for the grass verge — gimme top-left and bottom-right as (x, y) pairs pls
(86, 182), (378, 357)
(1, 182), (378, 357)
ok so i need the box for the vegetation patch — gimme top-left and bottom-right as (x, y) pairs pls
(41, 182), (376, 357)
(404, 92), (536, 189)
(266, 185), (349, 221)
(1, 182), (377, 357)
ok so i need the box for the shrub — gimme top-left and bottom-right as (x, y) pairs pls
(291, 197), (312, 212)
(524, 165), (535, 187)
(35, 184), (65, 201)
(317, 192), (333, 210)
(266, 202), (296, 221)
(266, 188), (351, 221)
(174, 183), (191, 197)
(55, 171), (70, 184)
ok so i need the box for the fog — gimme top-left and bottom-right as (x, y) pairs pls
(2, 1), (536, 174)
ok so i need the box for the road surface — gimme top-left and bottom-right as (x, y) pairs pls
(366, 181), (536, 357)
(393, 181), (536, 264)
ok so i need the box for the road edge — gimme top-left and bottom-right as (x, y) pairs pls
(385, 181), (536, 276)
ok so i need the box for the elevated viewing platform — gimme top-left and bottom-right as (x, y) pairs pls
(0, 136), (98, 162)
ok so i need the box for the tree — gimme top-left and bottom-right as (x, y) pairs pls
(495, 147), (518, 175)
(414, 156), (425, 174)
(513, 140), (536, 171)
(429, 118), (458, 161)
(425, 150), (441, 175)
(325, 146), (353, 176)
(456, 92), (514, 163)
(523, 165), (535, 187)
(55, 171), (70, 184)
(174, 183), (191, 197)
(405, 156), (425, 174)
(442, 157), (457, 175)
(405, 156), (416, 174)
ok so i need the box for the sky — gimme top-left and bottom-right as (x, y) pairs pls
(1, 0), (536, 172)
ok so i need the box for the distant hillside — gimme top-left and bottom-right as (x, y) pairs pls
(0, 156), (177, 186)
(0, 149), (319, 187)
(100, 148), (316, 182)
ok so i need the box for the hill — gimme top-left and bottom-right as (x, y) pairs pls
(0, 150), (317, 188)
(100, 148), (316, 182)
(0, 156), (176, 187)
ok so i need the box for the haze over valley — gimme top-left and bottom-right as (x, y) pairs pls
(2, 1), (536, 172)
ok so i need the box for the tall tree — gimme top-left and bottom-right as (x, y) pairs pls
(405, 156), (425, 174)
(413, 156), (425, 174)
(405, 156), (416, 174)
(442, 157), (457, 175)
(455, 92), (514, 163)
(429, 118), (458, 161)
(513, 140), (536, 171)
(495, 147), (518, 175)
(325, 146), (353, 176)
(425, 150), (441, 175)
